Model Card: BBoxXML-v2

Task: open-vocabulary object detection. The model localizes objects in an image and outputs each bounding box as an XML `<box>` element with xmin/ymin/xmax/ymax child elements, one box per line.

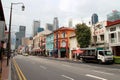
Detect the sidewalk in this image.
<box><xmin>1</xmin><ymin>57</ymin><xmax>10</xmax><ymax>80</ymax></box>
<box><xmin>41</xmin><ymin>56</ymin><xmax>120</xmax><ymax>69</ymax></box>
<box><xmin>46</xmin><ymin>56</ymin><xmax>82</xmax><ymax>63</ymax></box>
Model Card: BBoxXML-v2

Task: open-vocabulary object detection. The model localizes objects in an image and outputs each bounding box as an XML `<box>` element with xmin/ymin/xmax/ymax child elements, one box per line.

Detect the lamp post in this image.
<box><xmin>7</xmin><ymin>2</ymin><xmax>25</xmax><ymax>66</ymax></box>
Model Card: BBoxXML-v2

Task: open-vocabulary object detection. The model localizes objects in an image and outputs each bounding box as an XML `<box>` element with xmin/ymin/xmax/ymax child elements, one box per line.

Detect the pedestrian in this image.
<box><xmin>0</xmin><ymin>41</ymin><xmax>4</xmax><ymax>73</ymax></box>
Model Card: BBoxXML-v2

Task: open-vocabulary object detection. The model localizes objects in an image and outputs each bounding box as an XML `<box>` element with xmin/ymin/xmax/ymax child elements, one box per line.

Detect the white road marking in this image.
<box><xmin>86</xmin><ymin>74</ymin><xmax>107</xmax><ymax>80</ymax></box>
<box><xmin>40</xmin><ymin>65</ymin><xmax>47</xmax><ymax>70</ymax></box>
<box><xmin>61</xmin><ymin>75</ymin><xmax>74</xmax><ymax>80</ymax></box>
<box><xmin>62</xmin><ymin>64</ymin><xmax>72</xmax><ymax>67</ymax></box>
<box><xmin>93</xmin><ymin>70</ymin><xmax>114</xmax><ymax>75</ymax></box>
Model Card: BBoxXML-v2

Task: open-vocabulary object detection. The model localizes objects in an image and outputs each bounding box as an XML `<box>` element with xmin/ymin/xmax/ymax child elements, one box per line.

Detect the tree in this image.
<box><xmin>75</xmin><ymin>23</ymin><xmax>91</xmax><ymax>48</ymax></box>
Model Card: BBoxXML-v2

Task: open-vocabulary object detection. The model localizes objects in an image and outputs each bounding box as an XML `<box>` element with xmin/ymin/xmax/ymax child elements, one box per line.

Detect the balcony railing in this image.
<box><xmin>110</xmin><ymin>38</ymin><xmax>117</xmax><ymax>43</ymax></box>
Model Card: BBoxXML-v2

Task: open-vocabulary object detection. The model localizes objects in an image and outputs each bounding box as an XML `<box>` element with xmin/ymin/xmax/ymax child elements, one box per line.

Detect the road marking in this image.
<box><xmin>93</xmin><ymin>70</ymin><xmax>114</xmax><ymax>75</ymax></box>
<box><xmin>86</xmin><ymin>74</ymin><xmax>107</xmax><ymax>80</ymax></box>
<box><xmin>62</xmin><ymin>64</ymin><xmax>72</xmax><ymax>67</ymax></box>
<box><xmin>61</xmin><ymin>75</ymin><xmax>74</xmax><ymax>80</ymax></box>
<box><xmin>13</xmin><ymin>59</ymin><xmax>27</xmax><ymax>80</ymax></box>
<box><xmin>40</xmin><ymin>65</ymin><xmax>47</xmax><ymax>70</ymax></box>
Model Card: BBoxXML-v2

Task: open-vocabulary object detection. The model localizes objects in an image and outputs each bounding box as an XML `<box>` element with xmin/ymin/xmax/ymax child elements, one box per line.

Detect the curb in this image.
<box><xmin>8</xmin><ymin>59</ymin><xmax>11</xmax><ymax>80</ymax></box>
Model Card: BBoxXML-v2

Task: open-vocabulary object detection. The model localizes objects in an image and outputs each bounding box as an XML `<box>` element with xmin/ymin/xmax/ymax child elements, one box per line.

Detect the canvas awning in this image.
<box><xmin>73</xmin><ymin>49</ymin><xmax>83</xmax><ymax>54</ymax></box>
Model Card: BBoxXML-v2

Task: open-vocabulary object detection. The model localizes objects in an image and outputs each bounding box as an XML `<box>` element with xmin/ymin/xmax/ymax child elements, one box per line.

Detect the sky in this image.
<box><xmin>2</xmin><ymin>0</ymin><xmax>120</xmax><ymax>37</ymax></box>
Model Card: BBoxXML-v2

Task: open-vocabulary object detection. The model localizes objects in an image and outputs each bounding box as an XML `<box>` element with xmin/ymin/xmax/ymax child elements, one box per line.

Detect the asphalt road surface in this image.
<box><xmin>14</xmin><ymin>55</ymin><xmax>120</xmax><ymax>80</ymax></box>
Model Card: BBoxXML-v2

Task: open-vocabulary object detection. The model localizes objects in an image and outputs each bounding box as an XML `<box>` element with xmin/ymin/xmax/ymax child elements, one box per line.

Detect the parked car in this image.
<box><xmin>23</xmin><ymin>53</ymin><xmax>29</xmax><ymax>56</ymax></box>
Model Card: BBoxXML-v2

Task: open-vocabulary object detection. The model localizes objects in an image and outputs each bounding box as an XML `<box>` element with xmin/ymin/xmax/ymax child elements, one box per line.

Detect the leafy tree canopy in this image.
<box><xmin>75</xmin><ymin>23</ymin><xmax>91</xmax><ymax>48</ymax></box>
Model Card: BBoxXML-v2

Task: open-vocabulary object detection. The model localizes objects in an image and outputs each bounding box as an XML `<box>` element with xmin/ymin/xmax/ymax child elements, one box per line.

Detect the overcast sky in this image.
<box><xmin>2</xmin><ymin>0</ymin><xmax>120</xmax><ymax>37</ymax></box>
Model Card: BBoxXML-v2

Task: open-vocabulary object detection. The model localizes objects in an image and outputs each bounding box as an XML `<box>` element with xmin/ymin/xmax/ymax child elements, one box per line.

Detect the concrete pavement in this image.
<box><xmin>1</xmin><ymin>57</ymin><xmax>10</xmax><ymax>80</ymax></box>
<box><xmin>39</xmin><ymin>56</ymin><xmax>120</xmax><ymax>69</ymax></box>
<box><xmin>14</xmin><ymin>55</ymin><xmax>120</xmax><ymax>80</ymax></box>
<box><xmin>1</xmin><ymin>55</ymin><xmax>119</xmax><ymax>80</ymax></box>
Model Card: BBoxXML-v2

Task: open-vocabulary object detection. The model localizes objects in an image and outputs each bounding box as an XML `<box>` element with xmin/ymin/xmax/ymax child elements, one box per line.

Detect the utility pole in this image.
<box><xmin>7</xmin><ymin>3</ymin><xmax>25</xmax><ymax>66</ymax></box>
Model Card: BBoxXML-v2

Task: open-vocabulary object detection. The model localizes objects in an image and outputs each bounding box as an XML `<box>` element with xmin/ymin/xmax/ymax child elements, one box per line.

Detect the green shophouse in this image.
<box><xmin>46</xmin><ymin>32</ymin><xmax>54</xmax><ymax>56</ymax></box>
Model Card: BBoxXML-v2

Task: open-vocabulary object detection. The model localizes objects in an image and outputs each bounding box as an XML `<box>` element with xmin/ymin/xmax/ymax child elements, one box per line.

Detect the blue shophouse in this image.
<box><xmin>46</xmin><ymin>32</ymin><xmax>54</xmax><ymax>56</ymax></box>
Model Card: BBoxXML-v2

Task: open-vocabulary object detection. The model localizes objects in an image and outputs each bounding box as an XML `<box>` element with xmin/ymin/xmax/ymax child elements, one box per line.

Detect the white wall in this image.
<box><xmin>69</xmin><ymin>36</ymin><xmax>78</xmax><ymax>59</ymax></box>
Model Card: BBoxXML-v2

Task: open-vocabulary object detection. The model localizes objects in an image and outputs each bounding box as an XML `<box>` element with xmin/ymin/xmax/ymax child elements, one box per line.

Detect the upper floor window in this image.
<box><xmin>62</xmin><ymin>32</ymin><xmax>66</xmax><ymax>38</ymax></box>
<box><xmin>93</xmin><ymin>36</ymin><xmax>97</xmax><ymax>42</ymax></box>
<box><xmin>109</xmin><ymin>33</ymin><xmax>117</xmax><ymax>43</ymax></box>
<box><xmin>110</xmin><ymin>27</ymin><xmax>116</xmax><ymax>32</ymax></box>
<box><xmin>111</xmin><ymin>33</ymin><xmax>115</xmax><ymax>38</ymax></box>
<box><xmin>100</xmin><ymin>35</ymin><xmax>104</xmax><ymax>41</ymax></box>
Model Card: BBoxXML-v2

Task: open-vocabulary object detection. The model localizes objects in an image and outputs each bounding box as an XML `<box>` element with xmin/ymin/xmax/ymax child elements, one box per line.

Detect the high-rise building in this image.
<box><xmin>38</xmin><ymin>27</ymin><xmax>44</xmax><ymax>33</ymax></box>
<box><xmin>46</xmin><ymin>23</ymin><xmax>53</xmax><ymax>31</ymax></box>
<box><xmin>19</xmin><ymin>26</ymin><xmax>26</xmax><ymax>37</ymax></box>
<box><xmin>53</xmin><ymin>17</ymin><xmax>59</xmax><ymax>30</ymax></box>
<box><xmin>68</xmin><ymin>19</ymin><xmax>73</xmax><ymax>27</ymax></box>
<box><xmin>15</xmin><ymin>26</ymin><xmax>26</xmax><ymax>49</ymax></box>
<box><xmin>91</xmin><ymin>13</ymin><xmax>98</xmax><ymax>25</ymax></box>
<box><xmin>15</xmin><ymin>32</ymin><xmax>20</xmax><ymax>49</ymax></box>
<box><xmin>107</xmin><ymin>10</ymin><xmax>120</xmax><ymax>21</ymax></box>
<box><xmin>33</xmin><ymin>20</ymin><xmax>40</xmax><ymax>36</ymax></box>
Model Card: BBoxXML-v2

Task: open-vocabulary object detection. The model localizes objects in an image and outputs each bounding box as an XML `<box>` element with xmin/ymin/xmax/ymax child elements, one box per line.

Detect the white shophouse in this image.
<box><xmin>91</xmin><ymin>21</ymin><xmax>109</xmax><ymax>49</ymax></box>
<box><xmin>106</xmin><ymin>20</ymin><xmax>120</xmax><ymax>56</ymax></box>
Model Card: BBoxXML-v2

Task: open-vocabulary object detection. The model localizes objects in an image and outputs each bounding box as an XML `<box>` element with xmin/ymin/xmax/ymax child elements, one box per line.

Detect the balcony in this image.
<box><xmin>110</xmin><ymin>38</ymin><xmax>117</xmax><ymax>43</ymax></box>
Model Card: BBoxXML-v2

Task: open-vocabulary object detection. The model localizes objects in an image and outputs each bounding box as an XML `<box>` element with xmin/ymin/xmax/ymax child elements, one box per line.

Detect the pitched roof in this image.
<box><xmin>106</xmin><ymin>20</ymin><xmax>120</xmax><ymax>27</ymax></box>
<box><xmin>54</xmin><ymin>26</ymin><xmax>75</xmax><ymax>32</ymax></box>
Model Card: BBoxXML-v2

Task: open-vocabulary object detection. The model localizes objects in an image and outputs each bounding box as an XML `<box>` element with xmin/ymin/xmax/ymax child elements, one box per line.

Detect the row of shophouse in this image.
<box><xmin>91</xmin><ymin>20</ymin><xmax>120</xmax><ymax>56</ymax></box>
<box><xmin>1</xmin><ymin>0</ymin><xmax>120</xmax><ymax>59</ymax></box>
<box><xmin>20</xmin><ymin>19</ymin><xmax>120</xmax><ymax>59</ymax></box>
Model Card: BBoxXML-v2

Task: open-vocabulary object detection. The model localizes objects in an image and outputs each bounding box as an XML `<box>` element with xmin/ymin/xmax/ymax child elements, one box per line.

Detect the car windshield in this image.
<box><xmin>104</xmin><ymin>51</ymin><xmax>113</xmax><ymax>56</ymax></box>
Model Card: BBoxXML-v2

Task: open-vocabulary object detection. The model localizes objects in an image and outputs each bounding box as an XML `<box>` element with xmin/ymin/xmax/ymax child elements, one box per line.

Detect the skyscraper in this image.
<box><xmin>46</xmin><ymin>23</ymin><xmax>53</xmax><ymax>31</ymax></box>
<box><xmin>33</xmin><ymin>20</ymin><xmax>40</xmax><ymax>36</ymax></box>
<box><xmin>53</xmin><ymin>17</ymin><xmax>59</xmax><ymax>30</ymax></box>
<box><xmin>15</xmin><ymin>26</ymin><xmax>26</xmax><ymax>49</ymax></box>
<box><xmin>91</xmin><ymin>13</ymin><xmax>98</xmax><ymax>25</ymax></box>
<box><xmin>107</xmin><ymin>10</ymin><xmax>120</xmax><ymax>21</ymax></box>
<box><xmin>19</xmin><ymin>25</ymin><xmax>26</xmax><ymax>37</ymax></box>
<box><xmin>68</xmin><ymin>18</ymin><xmax>73</xmax><ymax>27</ymax></box>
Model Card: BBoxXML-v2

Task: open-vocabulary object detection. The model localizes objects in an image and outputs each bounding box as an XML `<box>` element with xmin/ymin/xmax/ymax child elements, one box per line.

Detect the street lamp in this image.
<box><xmin>7</xmin><ymin>2</ymin><xmax>25</xmax><ymax>66</ymax></box>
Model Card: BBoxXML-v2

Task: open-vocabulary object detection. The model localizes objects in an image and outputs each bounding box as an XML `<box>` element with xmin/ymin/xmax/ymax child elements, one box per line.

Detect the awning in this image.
<box><xmin>73</xmin><ymin>49</ymin><xmax>83</xmax><ymax>54</ymax></box>
<box><xmin>60</xmin><ymin>48</ymin><xmax>66</xmax><ymax>51</ymax></box>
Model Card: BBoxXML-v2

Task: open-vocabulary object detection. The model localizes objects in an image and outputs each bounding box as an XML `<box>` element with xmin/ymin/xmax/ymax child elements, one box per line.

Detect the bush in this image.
<box><xmin>114</xmin><ymin>56</ymin><xmax>120</xmax><ymax>64</ymax></box>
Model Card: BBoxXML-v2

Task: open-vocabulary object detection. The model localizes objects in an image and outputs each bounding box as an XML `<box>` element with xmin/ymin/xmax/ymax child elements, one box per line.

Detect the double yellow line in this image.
<box><xmin>13</xmin><ymin>59</ymin><xmax>27</xmax><ymax>80</ymax></box>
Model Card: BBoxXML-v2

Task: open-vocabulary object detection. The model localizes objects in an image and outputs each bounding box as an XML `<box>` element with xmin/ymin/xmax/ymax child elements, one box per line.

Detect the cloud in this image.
<box><xmin>2</xmin><ymin>0</ymin><xmax>120</xmax><ymax>37</ymax></box>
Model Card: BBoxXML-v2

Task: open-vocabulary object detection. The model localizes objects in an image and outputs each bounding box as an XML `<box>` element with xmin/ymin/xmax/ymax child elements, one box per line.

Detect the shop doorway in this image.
<box><xmin>60</xmin><ymin>48</ymin><xmax>66</xmax><ymax>58</ymax></box>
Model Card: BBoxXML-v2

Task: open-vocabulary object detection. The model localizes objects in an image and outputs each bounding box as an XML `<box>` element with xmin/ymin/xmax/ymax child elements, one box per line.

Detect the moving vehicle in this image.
<box><xmin>80</xmin><ymin>48</ymin><xmax>113</xmax><ymax>64</ymax></box>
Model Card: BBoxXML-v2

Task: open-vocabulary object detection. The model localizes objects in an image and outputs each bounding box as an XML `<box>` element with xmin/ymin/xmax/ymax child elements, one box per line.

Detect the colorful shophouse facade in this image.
<box><xmin>46</xmin><ymin>32</ymin><xmax>54</xmax><ymax>56</ymax></box>
<box><xmin>53</xmin><ymin>27</ymin><xmax>75</xmax><ymax>58</ymax></box>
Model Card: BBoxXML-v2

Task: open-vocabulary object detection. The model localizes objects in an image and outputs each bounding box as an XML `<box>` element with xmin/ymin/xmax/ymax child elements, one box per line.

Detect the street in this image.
<box><xmin>13</xmin><ymin>55</ymin><xmax>120</xmax><ymax>80</ymax></box>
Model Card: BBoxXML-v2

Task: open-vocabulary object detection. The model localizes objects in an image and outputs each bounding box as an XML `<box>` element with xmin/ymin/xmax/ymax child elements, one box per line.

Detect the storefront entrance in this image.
<box><xmin>60</xmin><ymin>48</ymin><xmax>66</xmax><ymax>58</ymax></box>
<box><xmin>112</xmin><ymin>46</ymin><xmax>120</xmax><ymax>56</ymax></box>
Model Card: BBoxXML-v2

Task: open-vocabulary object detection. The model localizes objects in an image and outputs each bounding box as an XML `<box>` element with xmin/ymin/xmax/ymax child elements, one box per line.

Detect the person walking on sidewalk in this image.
<box><xmin>0</xmin><ymin>41</ymin><xmax>5</xmax><ymax>73</ymax></box>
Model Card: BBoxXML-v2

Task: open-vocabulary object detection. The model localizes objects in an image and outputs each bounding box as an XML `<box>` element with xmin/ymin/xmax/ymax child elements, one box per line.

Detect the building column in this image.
<box><xmin>58</xmin><ymin>49</ymin><xmax>61</xmax><ymax>58</ymax></box>
<box><xmin>116</xmin><ymin>32</ymin><xmax>118</xmax><ymax>43</ymax></box>
<box><xmin>58</xmin><ymin>41</ymin><xmax>61</xmax><ymax>58</ymax></box>
<box><xmin>69</xmin><ymin>49</ymin><xmax>72</xmax><ymax>60</ymax></box>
